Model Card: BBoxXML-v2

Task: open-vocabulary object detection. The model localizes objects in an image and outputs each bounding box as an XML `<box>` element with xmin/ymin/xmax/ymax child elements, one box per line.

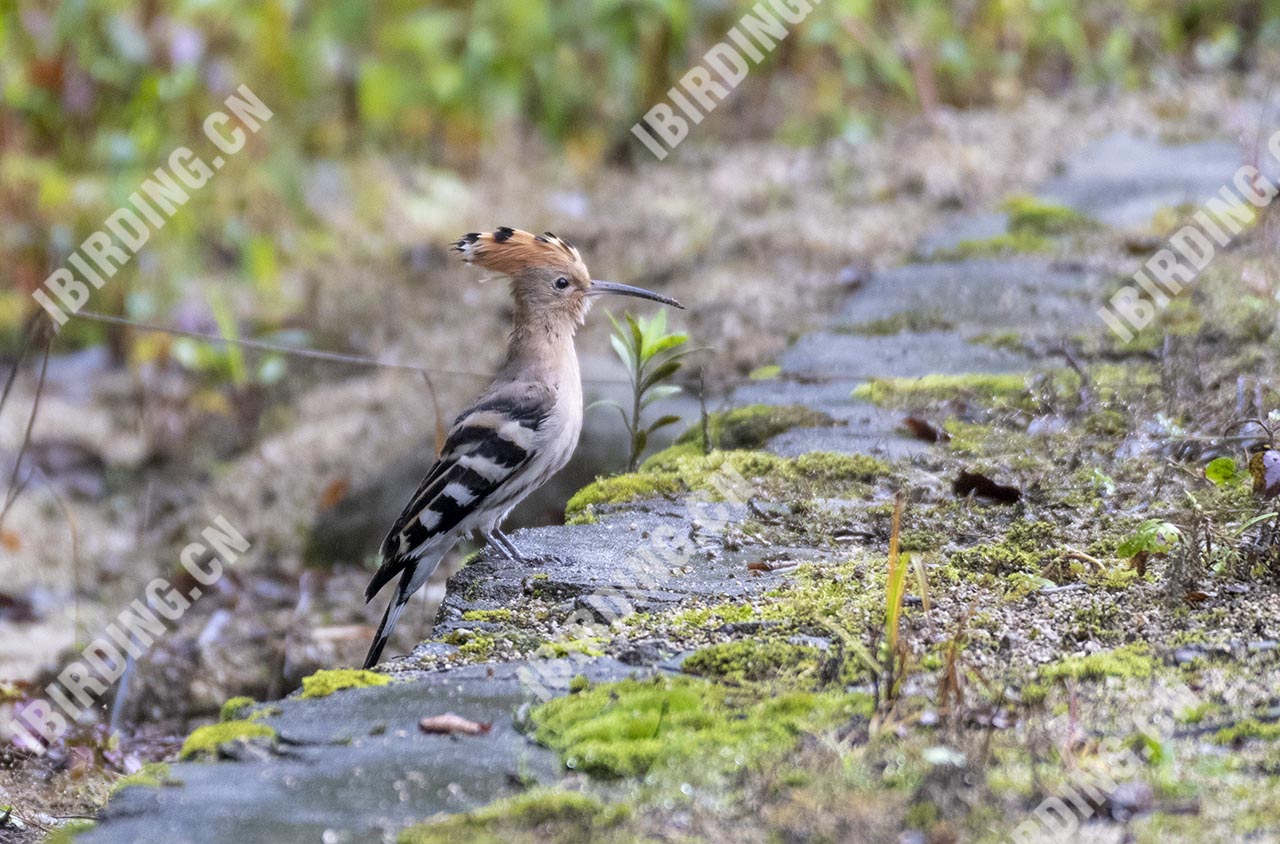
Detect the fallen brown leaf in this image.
<box><xmin>0</xmin><ymin>530</ymin><xmax>20</xmax><ymax>552</ymax></box>
<box><xmin>747</xmin><ymin>560</ymin><xmax>799</xmax><ymax>573</ymax></box>
<box><xmin>319</xmin><ymin>478</ymin><xmax>351</xmax><ymax>510</ymax></box>
<box><xmin>952</xmin><ymin>471</ymin><xmax>1022</xmax><ymax>504</ymax></box>
<box><xmin>902</xmin><ymin>416</ymin><xmax>950</xmax><ymax>443</ymax></box>
<box><xmin>419</xmin><ymin>713</ymin><xmax>492</xmax><ymax>736</ymax></box>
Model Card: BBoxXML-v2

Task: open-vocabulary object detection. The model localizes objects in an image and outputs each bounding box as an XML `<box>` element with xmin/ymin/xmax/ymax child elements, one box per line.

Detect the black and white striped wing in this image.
<box><xmin>364</xmin><ymin>383</ymin><xmax>554</xmax><ymax>601</ymax></box>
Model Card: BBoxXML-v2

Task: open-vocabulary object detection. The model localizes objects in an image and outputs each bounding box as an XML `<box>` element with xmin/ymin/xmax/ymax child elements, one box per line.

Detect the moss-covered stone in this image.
<box><xmin>461</xmin><ymin>609</ymin><xmax>515</xmax><ymax>623</ymax></box>
<box><xmin>1002</xmin><ymin>194</ymin><xmax>1099</xmax><ymax>236</ymax></box>
<box><xmin>646</xmin><ymin>404</ymin><xmax>836</xmax><ymax>468</ymax></box>
<box><xmin>219</xmin><ymin>696</ymin><xmax>256</xmax><ymax>723</ymax></box>
<box><xmin>1039</xmin><ymin>643</ymin><xmax>1157</xmax><ymax>683</ymax></box>
<box><xmin>932</xmin><ymin>231</ymin><xmax>1053</xmax><ymax>261</ymax></box>
<box><xmin>530</xmin><ymin>675</ymin><xmax>866</xmax><ymax>779</ymax></box>
<box><xmin>398</xmin><ymin>788</ymin><xmax>623</xmax><ymax>844</ymax></box>
<box><xmin>845</xmin><ymin>311</ymin><xmax>954</xmax><ymax>336</ymax></box>
<box><xmin>1212</xmin><ymin>718</ymin><xmax>1280</xmax><ymax>745</ymax></box>
<box><xmin>948</xmin><ymin>520</ymin><xmax>1063</xmax><ymax>577</ymax></box>
<box><xmin>853</xmin><ymin>373</ymin><xmax>1030</xmax><ymax>407</ymax></box>
<box><xmin>566</xmin><ymin>450</ymin><xmax>888</xmax><ymax>521</ymax></box>
<box><xmin>109</xmin><ymin>762</ymin><xmax>174</xmax><ymax>795</ymax></box>
<box><xmin>45</xmin><ymin>820</ymin><xmax>96</xmax><ymax>844</ymax></box>
<box><xmin>682</xmin><ymin>640</ymin><xmax>822</xmax><ymax>683</ymax></box>
<box><xmin>299</xmin><ymin>668</ymin><xmax>391</xmax><ymax>698</ymax></box>
<box><xmin>179</xmin><ymin>720</ymin><xmax>277</xmax><ymax>759</ymax></box>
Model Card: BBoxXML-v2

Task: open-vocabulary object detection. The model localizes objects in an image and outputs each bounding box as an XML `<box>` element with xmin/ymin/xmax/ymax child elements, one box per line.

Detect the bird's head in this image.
<box><xmin>452</xmin><ymin>227</ymin><xmax>683</xmax><ymax>326</ymax></box>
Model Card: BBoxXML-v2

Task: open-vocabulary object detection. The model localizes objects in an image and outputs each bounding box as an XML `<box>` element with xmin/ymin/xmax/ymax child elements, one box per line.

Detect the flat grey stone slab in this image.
<box><xmin>82</xmin><ymin>659</ymin><xmax>635</xmax><ymax>844</ymax></box>
<box><xmin>766</xmin><ymin>424</ymin><xmax>933</xmax><ymax>462</ymax></box>
<box><xmin>836</xmin><ymin>259</ymin><xmax>1102</xmax><ymax>333</ymax></box>
<box><xmin>444</xmin><ymin>506</ymin><xmax>821</xmax><ymax>619</ymax></box>
<box><xmin>1044</xmin><ymin>133</ymin><xmax>1246</xmax><ymax>228</ymax></box>
<box><xmin>915</xmin><ymin>212</ymin><xmax>1008</xmax><ymax>257</ymax></box>
<box><xmin>779</xmin><ymin>330</ymin><xmax>1035</xmax><ymax>381</ymax></box>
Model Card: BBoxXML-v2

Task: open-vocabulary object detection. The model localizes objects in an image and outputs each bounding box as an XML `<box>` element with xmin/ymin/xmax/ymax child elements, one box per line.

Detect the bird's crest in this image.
<box><xmin>452</xmin><ymin>227</ymin><xmax>588</xmax><ymax>280</ymax></box>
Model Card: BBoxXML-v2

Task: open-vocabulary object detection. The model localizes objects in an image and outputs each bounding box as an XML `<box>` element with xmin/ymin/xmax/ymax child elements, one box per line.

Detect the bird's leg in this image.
<box><xmin>491</xmin><ymin>527</ymin><xmax>532</xmax><ymax>564</ymax></box>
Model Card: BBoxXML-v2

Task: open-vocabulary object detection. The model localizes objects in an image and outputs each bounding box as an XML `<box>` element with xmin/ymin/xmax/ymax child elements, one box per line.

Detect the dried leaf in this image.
<box><xmin>903</xmin><ymin>416</ymin><xmax>950</xmax><ymax>443</ymax></box>
<box><xmin>319</xmin><ymin>478</ymin><xmax>351</xmax><ymax>510</ymax></box>
<box><xmin>1183</xmin><ymin>590</ymin><xmax>1213</xmax><ymax>605</ymax></box>
<box><xmin>419</xmin><ymin>713</ymin><xmax>492</xmax><ymax>736</ymax></box>
<box><xmin>952</xmin><ymin>471</ymin><xmax>1021</xmax><ymax>504</ymax></box>
<box><xmin>0</xmin><ymin>530</ymin><xmax>19</xmax><ymax>552</ymax></box>
<box><xmin>747</xmin><ymin>560</ymin><xmax>799</xmax><ymax>573</ymax></box>
<box><xmin>1250</xmin><ymin>449</ymin><xmax>1280</xmax><ymax>499</ymax></box>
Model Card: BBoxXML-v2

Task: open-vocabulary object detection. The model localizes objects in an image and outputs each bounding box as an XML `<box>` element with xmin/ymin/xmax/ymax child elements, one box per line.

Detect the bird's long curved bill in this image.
<box><xmin>589</xmin><ymin>280</ymin><xmax>684</xmax><ymax>309</ymax></box>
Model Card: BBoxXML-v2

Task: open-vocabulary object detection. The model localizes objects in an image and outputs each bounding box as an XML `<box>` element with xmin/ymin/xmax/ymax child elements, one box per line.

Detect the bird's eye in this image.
<box><xmin>554</xmin><ymin>277</ymin><xmax>571</xmax><ymax>290</ymax></box>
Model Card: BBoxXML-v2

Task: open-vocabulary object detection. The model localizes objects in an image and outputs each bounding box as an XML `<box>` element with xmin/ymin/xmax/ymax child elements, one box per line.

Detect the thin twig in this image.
<box><xmin>0</xmin><ymin>331</ymin><xmax>52</xmax><ymax>531</ymax></box>
<box><xmin>76</xmin><ymin>310</ymin><xmax>486</xmax><ymax>379</ymax></box>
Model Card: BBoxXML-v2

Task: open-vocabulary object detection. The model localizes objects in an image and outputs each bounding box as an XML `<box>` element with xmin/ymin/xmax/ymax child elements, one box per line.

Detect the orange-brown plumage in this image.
<box><xmin>453</xmin><ymin>227</ymin><xmax>590</xmax><ymax>289</ymax></box>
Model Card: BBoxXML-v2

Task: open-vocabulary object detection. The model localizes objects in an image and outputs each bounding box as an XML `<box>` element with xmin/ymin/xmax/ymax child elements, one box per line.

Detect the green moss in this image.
<box><xmin>569</xmin><ymin>674</ymin><xmax>591</xmax><ymax>694</ymax></box>
<box><xmin>645</xmin><ymin>404</ymin><xmax>836</xmax><ymax>469</ymax></box>
<box><xmin>530</xmin><ymin>675</ymin><xmax>866</xmax><ymax>780</ymax></box>
<box><xmin>1002</xmin><ymin>194</ymin><xmax>1099</xmax><ymax>236</ymax></box>
<box><xmin>683</xmin><ymin>640</ymin><xmax>822</xmax><ymax>684</ymax></box>
<box><xmin>1083</xmin><ymin>408</ymin><xmax>1129</xmax><ymax>437</ymax></box>
<box><xmin>459</xmin><ymin>634</ymin><xmax>496</xmax><ymax>660</ymax></box>
<box><xmin>566</xmin><ymin>450</ymin><xmax>888</xmax><ymax>519</ymax></box>
<box><xmin>299</xmin><ymin>668</ymin><xmax>391</xmax><ymax>698</ymax></box>
<box><xmin>845</xmin><ymin>310</ymin><xmax>953</xmax><ymax>336</ymax></box>
<box><xmin>535</xmin><ymin>637</ymin><xmax>605</xmax><ymax>659</ymax></box>
<box><xmin>970</xmin><ymin>331</ymin><xmax>1024</xmax><ymax>352</ymax></box>
<box><xmin>219</xmin><ymin>696</ymin><xmax>256</xmax><ymax>723</ymax></box>
<box><xmin>564</xmin><ymin>471</ymin><xmax>684</xmax><ymax>517</ymax></box>
<box><xmin>932</xmin><ymin>230</ymin><xmax>1053</xmax><ymax>261</ymax></box>
<box><xmin>46</xmin><ymin>820</ymin><xmax>96</xmax><ymax>844</ymax></box>
<box><xmin>1212</xmin><ymin>719</ymin><xmax>1280</xmax><ymax>745</ymax></box>
<box><xmin>461</xmin><ymin>609</ymin><xmax>515</xmax><ymax>623</ymax></box>
<box><xmin>853</xmin><ymin>373</ymin><xmax>1030</xmax><ymax>407</ymax></box>
<box><xmin>668</xmin><ymin>601</ymin><xmax>757</xmax><ymax>632</ymax></box>
<box><xmin>110</xmin><ymin>762</ymin><xmax>174</xmax><ymax>794</ymax></box>
<box><xmin>948</xmin><ymin>521</ymin><xmax>1062</xmax><ymax>577</ymax></box>
<box><xmin>1019</xmin><ymin>682</ymin><xmax>1049</xmax><ymax>706</ymax></box>
<box><xmin>398</xmin><ymin>788</ymin><xmax>621</xmax><ymax>844</ymax></box>
<box><xmin>179</xmin><ymin>720</ymin><xmax>277</xmax><ymax>759</ymax></box>
<box><xmin>1039</xmin><ymin>644</ymin><xmax>1157</xmax><ymax>683</ymax></box>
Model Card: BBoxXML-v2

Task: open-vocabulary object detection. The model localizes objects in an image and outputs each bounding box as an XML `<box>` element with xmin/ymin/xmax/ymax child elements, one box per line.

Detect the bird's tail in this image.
<box><xmin>362</xmin><ymin>582</ymin><xmax>413</xmax><ymax>669</ymax></box>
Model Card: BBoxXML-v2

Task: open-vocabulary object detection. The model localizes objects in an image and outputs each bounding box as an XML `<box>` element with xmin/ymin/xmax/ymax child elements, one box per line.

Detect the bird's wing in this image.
<box><xmin>364</xmin><ymin>381</ymin><xmax>556</xmax><ymax>601</ymax></box>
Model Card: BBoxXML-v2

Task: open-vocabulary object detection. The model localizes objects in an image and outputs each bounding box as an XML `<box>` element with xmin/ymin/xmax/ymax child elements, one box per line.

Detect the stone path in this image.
<box><xmin>79</xmin><ymin>133</ymin><xmax>1248</xmax><ymax>844</ymax></box>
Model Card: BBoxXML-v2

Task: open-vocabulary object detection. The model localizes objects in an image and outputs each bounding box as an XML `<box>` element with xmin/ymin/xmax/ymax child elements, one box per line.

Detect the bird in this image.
<box><xmin>361</xmin><ymin>227</ymin><xmax>684</xmax><ymax>668</ymax></box>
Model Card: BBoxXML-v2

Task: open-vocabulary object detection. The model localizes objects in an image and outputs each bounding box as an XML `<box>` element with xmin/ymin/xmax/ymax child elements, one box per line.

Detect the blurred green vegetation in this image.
<box><xmin>1</xmin><ymin>0</ymin><xmax>1277</xmax><ymax>341</ymax></box>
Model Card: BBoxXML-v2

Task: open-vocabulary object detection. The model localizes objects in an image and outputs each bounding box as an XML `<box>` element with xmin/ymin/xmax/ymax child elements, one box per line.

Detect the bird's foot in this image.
<box><xmin>489</xmin><ymin>528</ymin><xmax>539</xmax><ymax>565</ymax></box>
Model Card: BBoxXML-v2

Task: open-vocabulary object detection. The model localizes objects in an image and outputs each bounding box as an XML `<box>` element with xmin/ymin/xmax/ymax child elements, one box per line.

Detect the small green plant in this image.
<box><xmin>1116</xmin><ymin>520</ymin><xmax>1181</xmax><ymax>559</ymax></box>
<box><xmin>598</xmin><ymin>310</ymin><xmax>691</xmax><ymax>472</ymax></box>
<box><xmin>825</xmin><ymin>494</ymin><xmax>918</xmax><ymax>720</ymax></box>
<box><xmin>1206</xmin><ymin>457</ymin><xmax>1247</xmax><ymax>487</ymax></box>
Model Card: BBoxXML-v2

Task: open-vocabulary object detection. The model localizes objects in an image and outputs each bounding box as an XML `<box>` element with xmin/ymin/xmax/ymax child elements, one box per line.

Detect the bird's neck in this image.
<box><xmin>500</xmin><ymin>310</ymin><xmax>581</xmax><ymax>387</ymax></box>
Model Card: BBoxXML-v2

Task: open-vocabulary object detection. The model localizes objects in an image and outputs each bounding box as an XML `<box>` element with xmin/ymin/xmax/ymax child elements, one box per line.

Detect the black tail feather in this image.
<box><xmin>363</xmin><ymin>591</ymin><xmax>403</xmax><ymax>669</ymax></box>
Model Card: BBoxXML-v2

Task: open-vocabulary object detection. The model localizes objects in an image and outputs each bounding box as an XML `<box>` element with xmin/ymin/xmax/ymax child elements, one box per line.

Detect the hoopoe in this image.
<box><xmin>362</xmin><ymin>227</ymin><xmax>683</xmax><ymax>668</ymax></box>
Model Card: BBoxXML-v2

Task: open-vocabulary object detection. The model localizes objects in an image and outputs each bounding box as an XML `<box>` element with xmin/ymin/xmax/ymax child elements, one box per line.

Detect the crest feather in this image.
<box><xmin>452</xmin><ymin>227</ymin><xmax>587</xmax><ymax>279</ymax></box>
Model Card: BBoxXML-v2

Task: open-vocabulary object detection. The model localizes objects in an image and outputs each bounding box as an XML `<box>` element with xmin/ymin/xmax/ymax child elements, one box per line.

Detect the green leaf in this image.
<box><xmin>640</xmin><ymin>359</ymin><xmax>682</xmax><ymax>394</ymax></box>
<box><xmin>1205</xmin><ymin>457</ymin><xmax>1242</xmax><ymax>486</ymax></box>
<box><xmin>1116</xmin><ymin>520</ymin><xmax>1181</xmax><ymax>558</ymax></box>
<box><xmin>641</xmin><ymin>384</ymin><xmax>682</xmax><ymax>408</ymax></box>
<box><xmin>645</xmin><ymin>414</ymin><xmax>683</xmax><ymax>434</ymax></box>
<box><xmin>585</xmin><ymin>398</ymin><xmax>622</xmax><ymax>413</ymax></box>
<box><xmin>609</xmin><ymin>332</ymin><xmax>636</xmax><ymax>373</ymax></box>
<box><xmin>643</xmin><ymin>332</ymin><xmax>688</xmax><ymax>359</ymax></box>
